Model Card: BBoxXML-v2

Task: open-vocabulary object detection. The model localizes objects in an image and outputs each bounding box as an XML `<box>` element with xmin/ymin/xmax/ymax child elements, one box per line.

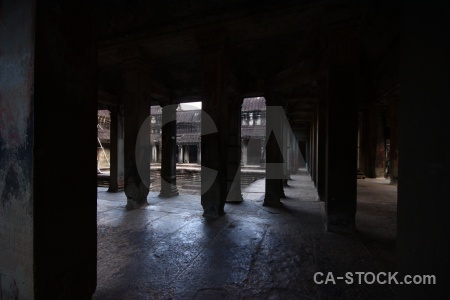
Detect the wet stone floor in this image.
<box><xmin>94</xmin><ymin>169</ymin><xmax>397</xmax><ymax>300</ymax></box>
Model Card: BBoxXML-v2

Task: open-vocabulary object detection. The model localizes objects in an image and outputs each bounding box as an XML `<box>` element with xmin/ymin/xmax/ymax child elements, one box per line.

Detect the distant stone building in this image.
<box><xmin>241</xmin><ymin>97</ymin><xmax>266</xmax><ymax>166</ymax></box>
<box><xmin>149</xmin><ymin>105</ymin><xmax>202</xmax><ymax>164</ymax></box>
<box><xmin>97</xmin><ymin>97</ymin><xmax>267</xmax><ymax>168</ymax></box>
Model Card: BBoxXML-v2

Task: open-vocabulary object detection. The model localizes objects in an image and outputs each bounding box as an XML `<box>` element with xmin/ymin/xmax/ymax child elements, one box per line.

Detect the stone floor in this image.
<box><xmin>93</xmin><ymin>169</ymin><xmax>397</xmax><ymax>300</ymax></box>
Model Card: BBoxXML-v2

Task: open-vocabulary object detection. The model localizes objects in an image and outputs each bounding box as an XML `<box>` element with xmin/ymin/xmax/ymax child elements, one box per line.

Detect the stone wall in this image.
<box><xmin>0</xmin><ymin>0</ymin><xmax>35</xmax><ymax>298</ymax></box>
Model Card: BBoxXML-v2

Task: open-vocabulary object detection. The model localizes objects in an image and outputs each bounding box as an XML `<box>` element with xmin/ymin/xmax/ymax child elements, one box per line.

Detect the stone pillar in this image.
<box><xmin>178</xmin><ymin>145</ymin><xmax>183</xmax><ymax>163</ymax></box>
<box><xmin>159</xmin><ymin>104</ymin><xmax>179</xmax><ymax>198</ymax></box>
<box><xmin>242</xmin><ymin>139</ymin><xmax>248</xmax><ymax>166</ymax></box>
<box><xmin>108</xmin><ymin>105</ymin><xmax>125</xmax><ymax>192</ymax></box>
<box><xmin>368</xmin><ymin>108</ymin><xmax>386</xmax><ymax>178</ymax></box>
<box><xmin>388</xmin><ymin>99</ymin><xmax>399</xmax><ymax>184</ymax></box>
<box><xmin>286</xmin><ymin>125</ymin><xmax>292</xmax><ymax>179</ymax></box>
<box><xmin>184</xmin><ymin>145</ymin><xmax>190</xmax><ymax>163</ymax></box>
<box><xmin>291</xmin><ymin>135</ymin><xmax>296</xmax><ymax>172</ymax></box>
<box><xmin>152</xmin><ymin>145</ymin><xmax>157</xmax><ymax>162</ymax></box>
<box><xmin>198</xmin><ymin>30</ymin><xmax>230</xmax><ymax>217</ymax></box>
<box><xmin>122</xmin><ymin>55</ymin><xmax>151</xmax><ymax>209</ymax></box>
<box><xmin>293</xmin><ymin>133</ymin><xmax>298</xmax><ymax>172</ymax></box>
<box><xmin>281</xmin><ymin>119</ymin><xmax>289</xmax><ymax>187</ymax></box>
<box><xmin>260</xmin><ymin>138</ymin><xmax>266</xmax><ymax>166</ymax></box>
<box><xmin>226</xmin><ymin>95</ymin><xmax>244</xmax><ymax>203</ymax></box>
<box><xmin>359</xmin><ymin>109</ymin><xmax>370</xmax><ymax>176</ymax></box>
<box><xmin>21</xmin><ymin>1</ymin><xmax>96</xmax><ymax>297</ymax></box>
<box><xmin>263</xmin><ymin>94</ymin><xmax>284</xmax><ymax>207</ymax></box>
<box><xmin>305</xmin><ymin>124</ymin><xmax>310</xmax><ymax>173</ymax></box>
<box><xmin>316</xmin><ymin>84</ymin><xmax>327</xmax><ymax>200</ymax></box>
<box><xmin>399</xmin><ymin>4</ymin><xmax>450</xmax><ymax>297</ymax></box>
<box><xmin>311</xmin><ymin>110</ymin><xmax>317</xmax><ymax>185</ymax></box>
<box><xmin>293</xmin><ymin>136</ymin><xmax>298</xmax><ymax>172</ymax></box>
<box><xmin>325</xmin><ymin>28</ymin><xmax>358</xmax><ymax>232</ymax></box>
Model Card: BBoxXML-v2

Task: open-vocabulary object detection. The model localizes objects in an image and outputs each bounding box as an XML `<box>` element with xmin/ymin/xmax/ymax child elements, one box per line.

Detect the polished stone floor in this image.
<box><xmin>93</xmin><ymin>169</ymin><xmax>397</xmax><ymax>300</ymax></box>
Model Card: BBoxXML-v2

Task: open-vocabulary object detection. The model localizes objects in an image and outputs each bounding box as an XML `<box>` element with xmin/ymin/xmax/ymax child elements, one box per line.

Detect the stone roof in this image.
<box><xmin>150</xmin><ymin>106</ymin><xmax>162</xmax><ymax>114</ymax></box>
<box><xmin>242</xmin><ymin>97</ymin><xmax>266</xmax><ymax>112</ymax></box>
<box><xmin>176</xmin><ymin>110</ymin><xmax>201</xmax><ymax>124</ymax></box>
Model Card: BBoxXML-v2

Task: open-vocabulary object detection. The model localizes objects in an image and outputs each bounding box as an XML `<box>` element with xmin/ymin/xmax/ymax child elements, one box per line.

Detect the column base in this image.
<box><xmin>126</xmin><ymin>199</ymin><xmax>149</xmax><ymax>209</ymax></box>
<box><xmin>107</xmin><ymin>187</ymin><xmax>124</xmax><ymax>193</ymax></box>
<box><xmin>202</xmin><ymin>206</ymin><xmax>226</xmax><ymax>219</ymax></box>
<box><xmin>159</xmin><ymin>186</ymin><xmax>179</xmax><ymax>198</ymax></box>
<box><xmin>125</xmin><ymin>181</ymin><xmax>149</xmax><ymax>209</ymax></box>
<box><xmin>262</xmin><ymin>199</ymin><xmax>283</xmax><ymax>208</ymax></box>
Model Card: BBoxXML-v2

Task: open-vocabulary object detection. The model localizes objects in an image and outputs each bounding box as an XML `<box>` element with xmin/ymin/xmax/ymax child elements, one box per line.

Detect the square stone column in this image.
<box><xmin>325</xmin><ymin>29</ymin><xmax>358</xmax><ymax>232</ymax></box>
<box><xmin>159</xmin><ymin>103</ymin><xmax>179</xmax><ymax>198</ymax></box>
<box><xmin>316</xmin><ymin>83</ymin><xmax>327</xmax><ymax>200</ymax></box>
<box><xmin>197</xmin><ymin>143</ymin><xmax>201</xmax><ymax>164</ymax></box>
<box><xmin>263</xmin><ymin>95</ymin><xmax>285</xmax><ymax>207</ymax></box>
<box><xmin>367</xmin><ymin>108</ymin><xmax>387</xmax><ymax>178</ymax></box>
<box><xmin>242</xmin><ymin>139</ymin><xmax>248</xmax><ymax>166</ymax></box>
<box><xmin>178</xmin><ymin>145</ymin><xmax>183</xmax><ymax>163</ymax></box>
<box><xmin>198</xmin><ymin>31</ymin><xmax>230</xmax><ymax>217</ymax></box>
<box><xmin>122</xmin><ymin>57</ymin><xmax>151</xmax><ymax>209</ymax></box>
<box><xmin>1</xmin><ymin>1</ymin><xmax>97</xmax><ymax>297</ymax></box>
<box><xmin>226</xmin><ymin>95</ymin><xmax>244</xmax><ymax>203</ymax></box>
<box><xmin>388</xmin><ymin>99</ymin><xmax>399</xmax><ymax>184</ymax></box>
<box><xmin>310</xmin><ymin>115</ymin><xmax>317</xmax><ymax>184</ymax></box>
<box><xmin>282</xmin><ymin>116</ymin><xmax>291</xmax><ymax>185</ymax></box>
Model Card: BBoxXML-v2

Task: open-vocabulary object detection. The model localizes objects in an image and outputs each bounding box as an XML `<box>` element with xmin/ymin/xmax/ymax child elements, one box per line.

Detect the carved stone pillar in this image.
<box><xmin>159</xmin><ymin>103</ymin><xmax>179</xmax><ymax>198</ymax></box>
<box><xmin>198</xmin><ymin>30</ymin><xmax>230</xmax><ymax>217</ymax></box>
<box><xmin>122</xmin><ymin>52</ymin><xmax>151</xmax><ymax>209</ymax></box>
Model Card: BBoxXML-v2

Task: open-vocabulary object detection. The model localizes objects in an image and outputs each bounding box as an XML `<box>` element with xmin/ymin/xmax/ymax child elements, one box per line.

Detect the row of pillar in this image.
<box><xmin>107</xmin><ymin>29</ymin><xmax>380</xmax><ymax>233</ymax></box>
<box><xmin>106</xmin><ymin>92</ymin><xmax>301</xmax><ymax>217</ymax></box>
<box><xmin>305</xmin><ymin>29</ymin><xmax>398</xmax><ymax>232</ymax></box>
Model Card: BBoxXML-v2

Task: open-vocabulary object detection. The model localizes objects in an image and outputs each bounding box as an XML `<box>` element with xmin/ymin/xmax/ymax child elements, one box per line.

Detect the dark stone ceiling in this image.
<box><xmin>98</xmin><ymin>0</ymin><xmax>400</xmax><ymax>131</ymax></box>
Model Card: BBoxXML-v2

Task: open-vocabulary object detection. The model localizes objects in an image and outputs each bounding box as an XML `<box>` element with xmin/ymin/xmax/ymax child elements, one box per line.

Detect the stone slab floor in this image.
<box><xmin>93</xmin><ymin>169</ymin><xmax>397</xmax><ymax>300</ymax></box>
